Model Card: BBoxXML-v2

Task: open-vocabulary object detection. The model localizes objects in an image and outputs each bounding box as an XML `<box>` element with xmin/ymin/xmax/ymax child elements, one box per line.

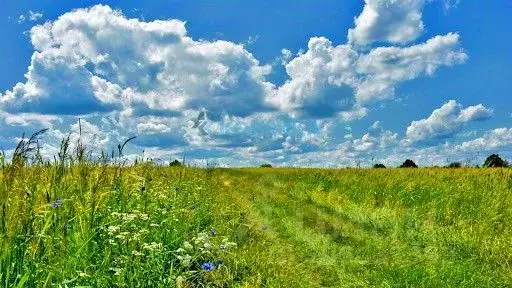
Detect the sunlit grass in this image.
<box><xmin>1</xmin><ymin>145</ymin><xmax>511</xmax><ymax>287</ymax></box>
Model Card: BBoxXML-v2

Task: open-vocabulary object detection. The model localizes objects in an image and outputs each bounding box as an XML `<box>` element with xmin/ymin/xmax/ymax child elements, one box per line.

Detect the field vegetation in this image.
<box><xmin>0</xmin><ymin>133</ymin><xmax>511</xmax><ymax>287</ymax></box>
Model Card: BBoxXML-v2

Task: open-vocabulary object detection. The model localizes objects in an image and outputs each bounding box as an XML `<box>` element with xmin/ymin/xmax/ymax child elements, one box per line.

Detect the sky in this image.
<box><xmin>0</xmin><ymin>0</ymin><xmax>511</xmax><ymax>167</ymax></box>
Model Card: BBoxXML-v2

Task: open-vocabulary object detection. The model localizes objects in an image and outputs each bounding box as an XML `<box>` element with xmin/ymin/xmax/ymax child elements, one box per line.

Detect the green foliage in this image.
<box><xmin>169</xmin><ymin>159</ymin><xmax>182</xmax><ymax>167</ymax></box>
<box><xmin>483</xmin><ymin>154</ymin><xmax>509</xmax><ymax>168</ymax></box>
<box><xmin>447</xmin><ymin>162</ymin><xmax>462</xmax><ymax>168</ymax></box>
<box><xmin>1</xmin><ymin>140</ymin><xmax>512</xmax><ymax>286</ymax></box>
<box><xmin>373</xmin><ymin>163</ymin><xmax>386</xmax><ymax>169</ymax></box>
<box><xmin>399</xmin><ymin>159</ymin><xmax>418</xmax><ymax>168</ymax></box>
<box><xmin>260</xmin><ymin>164</ymin><xmax>273</xmax><ymax>168</ymax></box>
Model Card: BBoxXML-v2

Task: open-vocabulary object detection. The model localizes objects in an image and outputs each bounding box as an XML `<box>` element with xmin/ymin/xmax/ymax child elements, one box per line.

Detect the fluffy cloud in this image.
<box><xmin>456</xmin><ymin>128</ymin><xmax>512</xmax><ymax>152</ymax></box>
<box><xmin>269</xmin><ymin>33</ymin><xmax>467</xmax><ymax>117</ymax></box>
<box><xmin>1</xmin><ymin>5</ymin><xmax>273</xmax><ymax>118</ymax></box>
<box><xmin>406</xmin><ymin>100</ymin><xmax>493</xmax><ymax>143</ymax></box>
<box><xmin>0</xmin><ymin>3</ymin><xmax>488</xmax><ymax>167</ymax></box>
<box><xmin>348</xmin><ymin>0</ymin><xmax>426</xmax><ymax>46</ymax></box>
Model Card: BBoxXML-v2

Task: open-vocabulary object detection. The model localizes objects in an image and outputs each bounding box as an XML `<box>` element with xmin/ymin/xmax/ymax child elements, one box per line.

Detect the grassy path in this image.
<box><xmin>212</xmin><ymin>168</ymin><xmax>512</xmax><ymax>287</ymax></box>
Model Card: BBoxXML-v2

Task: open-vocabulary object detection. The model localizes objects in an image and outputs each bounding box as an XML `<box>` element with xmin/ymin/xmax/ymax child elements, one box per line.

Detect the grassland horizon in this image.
<box><xmin>0</xmin><ymin>133</ymin><xmax>511</xmax><ymax>287</ymax></box>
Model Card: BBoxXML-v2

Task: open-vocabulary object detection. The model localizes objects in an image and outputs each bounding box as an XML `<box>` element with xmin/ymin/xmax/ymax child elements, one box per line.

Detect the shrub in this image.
<box><xmin>399</xmin><ymin>159</ymin><xmax>418</xmax><ymax>168</ymax></box>
<box><xmin>447</xmin><ymin>162</ymin><xmax>462</xmax><ymax>168</ymax></box>
<box><xmin>260</xmin><ymin>164</ymin><xmax>272</xmax><ymax>168</ymax></box>
<box><xmin>373</xmin><ymin>163</ymin><xmax>386</xmax><ymax>169</ymax></box>
<box><xmin>483</xmin><ymin>154</ymin><xmax>509</xmax><ymax>168</ymax></box>
<box><xmin>169</xmin><ymin>159</ymin><xmax>182</xmax><ymax>167</ymax></box>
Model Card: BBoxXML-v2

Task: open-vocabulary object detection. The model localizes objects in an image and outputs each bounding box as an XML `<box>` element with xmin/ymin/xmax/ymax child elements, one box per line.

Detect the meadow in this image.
<box><xmin>1</xmin><ymin>148</ymin><xmax>512</xmax><ymax>287</ymax></box>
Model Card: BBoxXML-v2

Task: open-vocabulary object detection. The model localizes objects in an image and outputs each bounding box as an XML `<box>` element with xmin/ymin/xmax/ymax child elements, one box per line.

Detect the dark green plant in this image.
<box><xmin>373</xmin><ymin>163</ymin><xmax>386</xmax><ymax>169</ymax></box>
<box><xmin>169</xmin><ymin>159</ymin><xmax>183</xmax><ymax>167</ymax></box>
<box><xmin>483</xmin><ymin>154</ymin><xmax>508</xmax><ymax>168</ymax></box>
<box><xmin>260</xmin><ymin>164</ymin><xmax>273</xmax><ymax>168</ymax></box>
<box><xmin>447</xmin><ymin>162</ymin><xmax>462</xmax><ymax>168</ymax></box>
<box><xmin>399</xmin><ymin>159</ymin><xmax>418</xmax><ymax>168</ymax></box>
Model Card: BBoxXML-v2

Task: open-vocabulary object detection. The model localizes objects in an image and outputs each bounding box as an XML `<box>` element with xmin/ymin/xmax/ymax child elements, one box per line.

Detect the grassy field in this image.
<box><xmin>1</xmin><ymin>159</ymin><xmax>512</xmax><ymax>287</ymax></box>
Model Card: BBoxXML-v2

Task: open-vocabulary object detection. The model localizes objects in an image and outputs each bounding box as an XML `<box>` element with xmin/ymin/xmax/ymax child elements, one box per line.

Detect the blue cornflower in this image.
<box><xmin>202</xmin><ymin>262</ymin><xmax>214</xmax><ymax>271</ymax></box>
<box><xmin>209</xmin><ymin>228</ymin><xmax>216</xmax><ymax>236</ymax></box>
<box><xmin>52</xmin><ymin>199</ymin><xmax>63</xmax><ymax>208</ymax></box>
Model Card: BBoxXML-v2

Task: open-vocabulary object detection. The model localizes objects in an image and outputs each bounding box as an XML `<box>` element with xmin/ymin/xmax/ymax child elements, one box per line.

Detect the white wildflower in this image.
<box><xmin>107</xmin><ymin>226</ymin><xmax>120</xmax><ymax>235</ymax></box>
<box><xmin>183</xmin><ymin>241</ymin><xmax>193</xmax><ymax>250</ymax></box>
<box><xmin>177</xmin><ymin>254</ymin><xmax>192</xmax><ymax>266</ymax></box>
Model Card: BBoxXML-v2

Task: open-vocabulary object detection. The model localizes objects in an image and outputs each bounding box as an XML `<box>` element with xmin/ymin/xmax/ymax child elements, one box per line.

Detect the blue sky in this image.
<box><xmin>0</xmin><ymin>0</ymin><xmax>511</xmax><ymax>167</ymax></box>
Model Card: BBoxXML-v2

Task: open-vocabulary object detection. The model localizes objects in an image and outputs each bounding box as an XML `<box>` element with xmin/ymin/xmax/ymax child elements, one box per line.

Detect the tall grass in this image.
<box><xmin>0</xmin><ymin>133</ymin><xmax>511</xmax><ymax>287</ymax></box>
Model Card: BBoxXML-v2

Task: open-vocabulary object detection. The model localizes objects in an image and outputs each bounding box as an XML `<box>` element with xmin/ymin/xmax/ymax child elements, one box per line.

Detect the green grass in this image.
<box><xmin>1</xmin><ymin>161</ymin><xmax>512</xmax><ymax>287</ymax></box>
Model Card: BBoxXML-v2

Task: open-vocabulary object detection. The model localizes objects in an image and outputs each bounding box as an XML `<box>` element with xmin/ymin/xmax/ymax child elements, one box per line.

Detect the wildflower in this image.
<box><xmin>177</xmin><ymin>254</ymin><xmax>192</xmax><ymax>266</ymax></box>
<box><xmin>139</xmin><ymin>214</ymin><xmax>149</xmax><ymax>221</ymax></box>
<box><xmin>109</xmin><ymin>267</ymin><xmax>123</xmax><ymax>276</ymax></box>
<box><xmin>142</xmin><ymin>242</ymin><xmax>162</xmax><ymax>251</ymax></box>
<box><xmin>191</xmin><ymin>204</ymin><xmax>197</xmax><ymax>210</ymax></box>
<box><xmin>221</xmin><ymin>238</ymin><xmax>237</xmax><ymax>250</ymax></box>
<box><xmin>216</xmin><ymin>259</ymin><xmax>224</xmax><ymax>265</ymax></box>
<box><xmin>203</xmin><ymin>242</ymin><xmax>212</xmax><ymax>250</ymax></box>
<box><xmin>107</xmin><ymin>226</ymin><xmax>120</xmax><ymax>235</ymax></box>
<box><xmin>183</xmin><ymin>241</ymin><xmax>193</xmax><ymax>250</ymax></box>
<box><xmin>202</xmin><ymin>262</ymin><xmax>214</xmax><ymax>271</ymax></box>
<box><xmin>132</xmin><ymin>250</ymin><xmax>143</xmax><ymax>256</ymax></box>
<box><xmin>176</xmin><ymin>248</ymin><xmax>186</xmax><ymax>253</ymax></box>
<box><xmin>209</xmin><ymin>228</ymin><xmax>216</xmax><ymax>236</ymax></box>
<box><xmin>52</xmin><ymin>199</ymin><xmax>63</xmax><ymax>208</ymax></box>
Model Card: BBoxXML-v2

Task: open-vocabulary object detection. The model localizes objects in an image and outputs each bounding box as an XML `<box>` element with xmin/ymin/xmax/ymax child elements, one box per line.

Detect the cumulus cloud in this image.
<box><xmin>456</xmin><ymin>128</ymin><xmax>512</xmax><ymax>152</ymax></box>
<box><xmin>406</xmin><ymin>100</ymin><xmax>493</xmax><ymax>143</ymax></box>
<box><xmin>0</xmin><ymin>3</ymin><xmax>482</xmax><ymax>166</ymax></box>
<box><xmin>268</xmin><ymin>33</ymin><xmax>467</xmax><ymax>118</ymax></box>
<box><xmin>2</xmin><ymin>5</ymin><xmax>273</xmax><ymax>118</ymax></box>
<box><xmin>348</xmin><ymin>0</ymin><xmax>426</xmax><ymax>46</ymax></box>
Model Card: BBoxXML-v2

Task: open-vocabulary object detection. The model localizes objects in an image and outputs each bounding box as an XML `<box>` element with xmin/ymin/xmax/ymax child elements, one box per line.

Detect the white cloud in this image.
<box><xmin>444</xmin><ymin>0</ymin><xmax>461</xmax><ymax>11</ymax></box>
<box><xmin>2</xmin><ymin>5</ymin><xmax>273</xmax><ymax>118</ymax></box>
<box><xmin>269</xmin><ymin>33</ymin><xmax>467</xmax><ymax>118</ymax></box>
<box><xmin>348</xmin><ymin>0</ymin><xmax>426</xmax><ymax>46</ymax></box>
<box><xmin>18</xmin><ymin>10</ymin><xmax>43</xmax><ymax>23</ymax></box>
<box><xmin>406</xmin><ymin>100</ymin><xmax>493</xmax><ymax>142</ymax></box>
<box><xmin>456</xmin><ymin>128</ymin><xmax>512</xmax><ymax>152</ymax></box>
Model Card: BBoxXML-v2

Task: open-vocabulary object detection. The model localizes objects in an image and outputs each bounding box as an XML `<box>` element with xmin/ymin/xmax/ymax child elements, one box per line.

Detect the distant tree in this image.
<box><xmin>373</xmin><ymin>163</ymin><xmax>386</xmax><ymax>169</ymax></box>
<box><xmin>260</xmin><ymin>163</ymin><xmax>272</xmax><ymax>168</ymax></box>
<box><xmin>399</xmin><ymin>159</ymin><xmax>418</xmax><ymax>168</ymax></box>
<box><xmin>169</xmin><ymin>159</ymin><xmax>182</xmax><ymax>167</ymax></box>
<box><xmin>447</xmin><ymin>162</ymin><xmax>462</xmax><ymax>168</ymax></box>
<box><xmin>483</xmin><ymin>154</ymin><xmax>509</xmax><ymax>168</ymax></box>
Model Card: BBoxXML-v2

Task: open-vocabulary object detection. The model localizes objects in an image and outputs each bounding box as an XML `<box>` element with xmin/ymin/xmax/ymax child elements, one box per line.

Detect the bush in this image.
<box><xmin>169</xmin><ymin>159</ymin><xmax>182</xmax><ymax>167</ymax></box>
<box><xmin>483</xmin><ymin>154</ymin><xmax>509</xmax><ymax>168</ymax></box>
<box><xmin>373</xmin><ymin>163</ymin><xmax>386</xmax><ymax>169</ymax></box>
<box><xmin>260</xmin><ymin>164</ymin><xmax>273</xmax><ymax>168</ymax></box>
<box><xmin>399</xmin><ymin>159</ymin><xmax>418</xmax><ymax>168</ymax></box>
<box><xmin>447</xmin><ymin>162</ymin><xmax>462</xmax><ymax>168</ymax></box>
